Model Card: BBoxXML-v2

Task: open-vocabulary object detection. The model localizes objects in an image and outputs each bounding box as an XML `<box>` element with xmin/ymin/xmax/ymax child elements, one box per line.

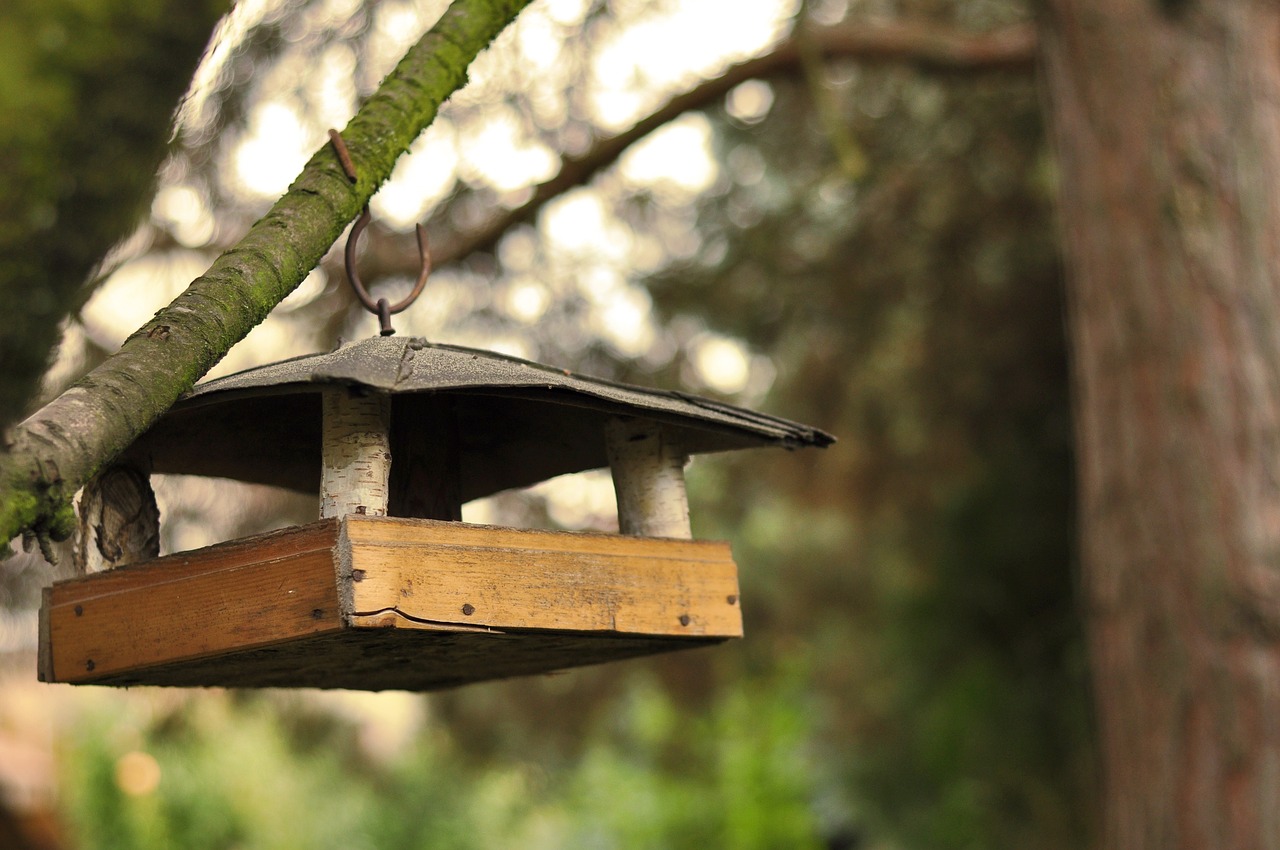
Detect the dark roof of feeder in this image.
<box><xmin>127</xmin><ymin>337</ymin><xmax>833</xmax><ymax>502</ymax></box>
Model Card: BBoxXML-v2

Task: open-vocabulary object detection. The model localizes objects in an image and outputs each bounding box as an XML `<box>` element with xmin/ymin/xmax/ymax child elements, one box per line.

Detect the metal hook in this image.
<box><xmin>343</xmin><ymin>209</ymin><xmax>431</xmax><ymax>337</ymax></box>
<box><xmin>329</xmin><ymin>128</ymin><xmax>431</xmax><ymax>337</ymax></box>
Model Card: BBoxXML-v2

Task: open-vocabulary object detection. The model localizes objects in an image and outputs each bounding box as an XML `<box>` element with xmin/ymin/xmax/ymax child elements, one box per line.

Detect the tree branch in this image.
<box><xmin>0</xmin><ymin>0</ymin><xmax>537</xmax><ymax>543</ymax></box>
<box><xmin>432</xmin><ymin>21</ymin><xmax>1036</xmax><ymax>266</ymax></box>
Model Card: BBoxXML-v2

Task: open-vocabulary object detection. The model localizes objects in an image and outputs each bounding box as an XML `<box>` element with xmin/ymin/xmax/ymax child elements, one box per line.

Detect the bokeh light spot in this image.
<box><xmin>115</xmin><ymin>751</ymin><xmax>161</xmax><ymax>797</ymax></box>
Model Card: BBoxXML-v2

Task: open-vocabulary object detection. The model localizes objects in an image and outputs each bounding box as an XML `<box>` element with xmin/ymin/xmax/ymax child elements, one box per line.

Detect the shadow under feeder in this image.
<box><xmin>39</xmin><ymin>337</ymin><xmax>831</xmax><ymax>691</ymax></box>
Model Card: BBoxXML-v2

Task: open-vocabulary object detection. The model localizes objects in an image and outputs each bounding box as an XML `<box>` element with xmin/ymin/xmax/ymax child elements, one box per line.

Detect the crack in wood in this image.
<box><xmin>351</xmin><ymin>606</ymin><xmax>504</xmax><ymax>633</ymax></box>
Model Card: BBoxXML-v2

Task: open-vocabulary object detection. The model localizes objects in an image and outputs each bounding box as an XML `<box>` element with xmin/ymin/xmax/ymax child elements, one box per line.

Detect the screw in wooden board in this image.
<box><xmin>311</xmin><ymin>609</ymin><xmax>325</xmax><ymax>620</ymax></box>
<box><xmin>351</xmin><ymin>569</ymin><xmax>366</xmax><ymax>582</ymax></box>
<box><xmin>679</xmin><ymin>614</ymin><xmax>691</xmax><ymax>626</ymax></box>
<box><xmin>726</xmin><ymin>595</ymin><xmax>737</xmax><ymax>605</ymax></box>
<box><xmin>86</xmin><ymin>660</ymin><xmax>95</xmax><ymax>672</ymax></box>
<box><xmin>461</xmin><ymin>603</ymin><xmax>475</xmax><ymax>616</ymax></box>
<box><xmin>74</xmin><ymin>605</ymin><xmax>83</xmax><ymax>616</ymax></box>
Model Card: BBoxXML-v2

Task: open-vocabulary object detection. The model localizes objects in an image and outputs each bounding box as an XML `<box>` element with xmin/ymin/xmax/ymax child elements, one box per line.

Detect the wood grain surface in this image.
<box><xmin>343</xmin><ymin>516</ymin><xmax>740</xmax><ymax>637</ymax></box>
<box><xmin>40</xmin><ymin>517</ymin><xmax>741</xmax><ymax>690</ymax></box>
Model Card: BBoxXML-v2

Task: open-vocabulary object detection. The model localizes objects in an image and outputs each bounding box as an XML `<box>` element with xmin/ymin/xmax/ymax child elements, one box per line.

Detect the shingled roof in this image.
<box><xmin>127</xmin><ymin>337</ymin><xmax>832</xmax><ymax>502</ymax></box>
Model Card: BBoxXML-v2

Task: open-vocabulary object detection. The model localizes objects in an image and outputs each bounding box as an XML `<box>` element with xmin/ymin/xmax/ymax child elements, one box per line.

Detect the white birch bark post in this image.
<box><xmin>73</xmin><ymin>463</ymin><xmax>160</xmax><ymax>574</ymax></box>
<box><xmin>320</xmin><ymin>388</ymin><xmax>392</xmax><ymax>519</ymax></box>
<box><xmin>605</xmin><ymin>417</ymin><xmax>692</xmax><ymax>539</ymax></box>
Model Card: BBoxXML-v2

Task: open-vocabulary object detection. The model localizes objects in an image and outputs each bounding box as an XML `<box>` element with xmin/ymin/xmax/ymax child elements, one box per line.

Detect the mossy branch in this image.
<box><xmin>0</xmin><ymin>0</ymin><xmax>537</xmax><ymax>545</ymax></box>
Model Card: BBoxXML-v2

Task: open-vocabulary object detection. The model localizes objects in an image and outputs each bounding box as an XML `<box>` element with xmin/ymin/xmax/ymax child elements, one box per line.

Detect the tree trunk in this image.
<box><xmin>1039</xmin><ymin>2</ymin><xmax>1280</xmax><ymax>847</ymax></box>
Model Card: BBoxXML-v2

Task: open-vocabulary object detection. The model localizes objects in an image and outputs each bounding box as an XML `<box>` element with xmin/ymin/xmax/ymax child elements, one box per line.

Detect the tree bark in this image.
<box><xmin>320</xmin><ymin>389</ymin><xmax>392</xmax><ymax>520</ymax></box>
<box><xmin>0</xmin><ymin>0</ymin><xmax>536</xmax><ymax>545</ymax></box>
<box><xmin>1040</xmin><ymin>1</ymin><xmax>1280</xmax><ymax>847</ymax></box>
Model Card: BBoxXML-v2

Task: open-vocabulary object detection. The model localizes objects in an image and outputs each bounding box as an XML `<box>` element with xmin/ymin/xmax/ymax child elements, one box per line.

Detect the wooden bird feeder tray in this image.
<box><xmin>39</xmin><ymin>338</ymin><xmax>831</xmax><ymax>691</ymax></box>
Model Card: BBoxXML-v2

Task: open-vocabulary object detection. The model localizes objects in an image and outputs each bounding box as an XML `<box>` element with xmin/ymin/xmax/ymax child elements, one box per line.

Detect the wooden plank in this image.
<box><xmin>44</xmin><ymin>522</ymin><xmax>344</xmax><ymax>684</ymax></box>
<box><xmin>48</xmin><ymin>520</ymin><xmax>340</xmax><ymax>601</ymax></box>
<box><xmin>342</xmin><ymin>515</ymin><xmax>724</xmax><ymax>560</ymax></box>
<box><xmin>343</xmin><ymin>516</ymin><xmax>742</xmax><ymax>638</ymax></box>
<box><xmin>39</xmin><ymin>516</ymin><xmax>741</xmax><ymax>691</ymax></box>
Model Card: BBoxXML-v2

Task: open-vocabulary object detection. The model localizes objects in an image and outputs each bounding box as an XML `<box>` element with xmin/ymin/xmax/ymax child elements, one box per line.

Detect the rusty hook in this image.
<box><xmin>343</xmin><ymin>210</ymin><xmax>431</xmax><ymax>336</ymax></box>
<box><xmin>330</xmin><ymin>128</ymin><xmax>430</xmax><ymax>337</ymax></box>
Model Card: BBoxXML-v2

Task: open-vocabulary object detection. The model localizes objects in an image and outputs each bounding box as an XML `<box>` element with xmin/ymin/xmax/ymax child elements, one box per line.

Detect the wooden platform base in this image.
<box><xmin>38</xmin><ymin>516</ymin><xmax>742</xmax><ymax>691</ymax></box>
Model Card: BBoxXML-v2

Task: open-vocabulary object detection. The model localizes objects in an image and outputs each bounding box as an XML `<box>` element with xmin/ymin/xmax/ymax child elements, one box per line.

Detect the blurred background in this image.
<box><xmin>0</xmin><ymin>0</ymin><xmax>1091</xmax><ymax>847</ymax></box>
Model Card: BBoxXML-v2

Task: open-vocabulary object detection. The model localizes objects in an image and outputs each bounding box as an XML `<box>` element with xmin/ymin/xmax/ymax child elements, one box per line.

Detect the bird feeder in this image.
<box><xmin>38</xmin><ymin>337</ymin><xmax>831</xmax><ymax>691</ymax></box>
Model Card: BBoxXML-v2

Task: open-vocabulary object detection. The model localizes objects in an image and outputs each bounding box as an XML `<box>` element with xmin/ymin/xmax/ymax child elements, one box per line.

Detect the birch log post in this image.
<box><xmin>72</xmin><ymin>463</ymin><xmax>160</xmax><ymax>573</ymax></box>
<box><xmin>605</xmin><ymin>417</ymin><xmax>692</xmax><ymax>539</ymax></box>
<box><xmin>320</xmin><ymin>388</ymin><xmax>392</xmax><ymax>519</ymax></box>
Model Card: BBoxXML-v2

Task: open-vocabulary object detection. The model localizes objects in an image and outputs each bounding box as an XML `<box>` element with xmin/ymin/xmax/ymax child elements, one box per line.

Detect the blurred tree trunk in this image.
<box><xmin>0</xmin><ymin>0</ymin><xmax>229</xmax><ymax>430</ymax></box>
<box><xmin>1040</xmin><ymin>2</ymin><xmax>1280</xmax><ymax>847</ymax></box>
